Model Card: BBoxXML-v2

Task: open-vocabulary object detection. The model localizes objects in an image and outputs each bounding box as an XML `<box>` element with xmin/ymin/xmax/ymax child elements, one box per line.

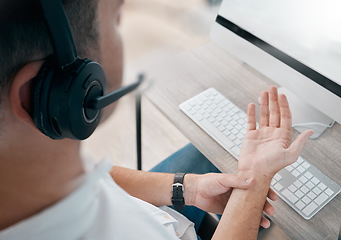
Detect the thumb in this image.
<box><xmin>218</xmin><ymin>174</ymin><xmax>255</xmax><ymax>190</ymax></box>
<box><xmin>287</xmin><ymin>130</ymin><xmax>314</xmax><ymax>162</ymax></box>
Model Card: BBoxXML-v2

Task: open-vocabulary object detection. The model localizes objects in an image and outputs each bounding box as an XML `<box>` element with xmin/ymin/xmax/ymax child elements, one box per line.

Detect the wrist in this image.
<box><xmin>238</xmin><ymin>170</ymin><xmax>272</xmax><ymax>185</ymax></box>
<box><xmin>238</xmin><ymin>157</ymin><xmax>276</xmax><ymax>181</ymax></box>
<box><xmin>182</xmin><ymin>174</ymin><xmax>197</xmax><ymax>206</ymax></box>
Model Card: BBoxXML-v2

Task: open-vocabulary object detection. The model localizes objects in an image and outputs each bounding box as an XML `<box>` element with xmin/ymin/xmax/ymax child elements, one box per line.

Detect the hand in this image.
<box><xmin>238</xmin><ymin>86</ymin><xmax>314</xmax><ymax>179</ymax></box>
<box><xmin>184</xmin><ymin>173</ymin><xmax>277</xmax><ymax>228</ymax></box>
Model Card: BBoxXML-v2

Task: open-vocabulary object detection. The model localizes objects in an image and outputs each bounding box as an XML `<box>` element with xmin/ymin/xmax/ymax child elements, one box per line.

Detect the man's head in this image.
<box><xmin>0</xmin><ymin>0</ymin><xmax>124</xmax><ymax>138</ymax></box>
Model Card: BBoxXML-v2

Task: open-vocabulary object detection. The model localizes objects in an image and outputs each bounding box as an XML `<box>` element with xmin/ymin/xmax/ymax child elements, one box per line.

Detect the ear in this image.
<box><xmin>10</xmin><ymin>61</ymin><xmax>44</xmax><ymax>131</ymax></box>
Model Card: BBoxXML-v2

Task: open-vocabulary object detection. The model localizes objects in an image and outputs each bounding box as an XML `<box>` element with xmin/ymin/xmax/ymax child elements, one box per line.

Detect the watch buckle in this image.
<box><xmin>172</xmin><ymin>183</ymin><xmax>184</xmax><ymax>191</ymax></box>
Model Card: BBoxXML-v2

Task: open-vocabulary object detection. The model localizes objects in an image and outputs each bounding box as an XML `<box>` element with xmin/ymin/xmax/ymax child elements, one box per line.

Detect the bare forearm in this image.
<box><xmin>212</xmin><ymin>173</ymin><xmax>271</xmax><ymax>240</ymax></box>
<box><xmin>110</xmin><ymin>166</ymin><xmax>174</xmax><ymax>206</ymax></box>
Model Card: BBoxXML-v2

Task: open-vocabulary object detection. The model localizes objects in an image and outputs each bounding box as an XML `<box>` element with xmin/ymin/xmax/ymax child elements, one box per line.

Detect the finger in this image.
<box><xmin>217</xmin><ymin>174</ymin><xmax>255</xmax><ymax>190</ymax></box>
<box><xmin>267</xmin><ymin>188</ymin><xmax>278</xmax><ymax>201</ymax></box>
<box><xmin>260</xmin><ymin>216</ymin><xmax>271</xmax><ymax>229</ymax></box>
<box><xmin>287</xmin><ymin>130</ymin><xmax>314</xmax><ymax>163</ymax></box>
<box><xmin>263</xmin><ymin>200</ymin><xmax>275</xmax><ymax>216</ymax></box>
<box><xmin>269</xmin><ymin>86</ymin><xmax>280</xmax><ymax>128</ymax></box>
<box><xmin>247</xmin><ymin>103</ymin><xmax>256</xmax><ymax>131</ymax></box>
<box><xmin>259</xmin><ymin>91</ymin><xmax>269</xmax><ymax>127</ymax></box>
<box><xmin>279</xmin><ymin>94</ymin><xmax>292</xmax><ymax>131</ymax></box>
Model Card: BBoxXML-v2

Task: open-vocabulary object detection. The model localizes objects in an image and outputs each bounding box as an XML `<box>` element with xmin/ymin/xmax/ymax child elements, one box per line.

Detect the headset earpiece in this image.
<box><xmin>32</xmin><ymin>57</ymin><xmax>106</xmax><ymax>140</ymax></box>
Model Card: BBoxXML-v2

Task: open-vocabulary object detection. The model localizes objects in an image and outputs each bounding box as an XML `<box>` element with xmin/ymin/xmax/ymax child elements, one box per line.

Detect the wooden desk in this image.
<box><xmin>143</xmin><ymin>43</ymin><xmax>341</xmax><ymax>239</ymax></box>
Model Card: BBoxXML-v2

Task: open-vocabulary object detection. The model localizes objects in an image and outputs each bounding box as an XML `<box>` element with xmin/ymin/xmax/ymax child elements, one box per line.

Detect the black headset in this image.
<box><xmin>31</xmin><ymin>0</ymin><xmax>143</xmax><ymax>140</ymax></box>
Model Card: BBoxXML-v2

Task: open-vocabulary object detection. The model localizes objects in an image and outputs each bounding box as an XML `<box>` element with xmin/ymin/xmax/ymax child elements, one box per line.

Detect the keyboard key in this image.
<box><xmin>288</xmin><ymin>184</ymin><xmax>297</xmax><ymax>192</ymax></box>
<box><xmin>274</xmin><ymin>173</ymin><xmax>282</xmax><ymax>181</ymax></box>
<box><xmin>233</xmin><ymin>114</ymin><xmax>240</xmax><ymax>120</ymax></box>
<box><xmin>220</xmin><ymin>110</ymin><xmax>227</xmax><ymax>117</ymax></box>
<box><xmin>232</xmin><ymin>108</ymin><xmax>239</xmax><ymax>113</ymax></box>
<box><xmin>285</xmin><ymin>165</ymin><xmax>293</xmax><ymax>172</ymax></box>
<box><xmin>318</xmin><ymin>182</ymin><xmax>327</xmax><ymax>190</ymax></box>
<box><xmin>307</xmin><ymin>191</ymin><xmax>317</xmax><ymax>200</ymax></box>
<box><xmin>228</xmin><ymin>135</ymin><xmax>236</xmax><ymax>141</ymax></box>
<box><xmin>294</xmin><ymin>180</ymin><xmax>302</xmax><ymax>188</ymax></box>
<box><xmin>216</xmin><ymin>116</ymin><xmax>223</xmax><ymax>122</ymax></box>
<box><xmin>221</xmin><ymin>120</ymin><xmax>228</xmax><ymax>126</ymax></box>
<box><xmin>297</xmin><ymin>157</ymin><xmax>304</xmax><ymax>164</ymax></box>
<box><xmin>230</xmin><ymin>120</ymin><xmax>237</xmax><ymax>126</ymax></box>
<box><xmin>314</xmin><ymin>192</ymin><xmax>328</xmax><ymax>205</ymax></box>
<box><xmin>218</xmin><ymin>102</ymin><xmax>226</xmax><ymax>108</ymax></box>
<box><xmin>233</xmin><ymin>139</ymin><xmax>241</xmax><ymax>146</ymax></box>
<box><xmin>306</xmin><ymin>181</ymin><xmax>315</xmax><ymax>189</ymax></box>
<box><xmin>295</xmin><ymin>189</ymin><xmax>304</xmax><ymax>198</ymax></box>
<box><xmin>292</xmin><ymin>162</ymin><xmax>299</xmax><ymax>168</ymax></box>
<box><xmin>236</xmin><ymin>133</ymin><xmax>244</xmax><ymax>140</ymax></box>
<box><xmin>300</xmin><ymin>185</ymin><xmax>309</xmax><ymax>193</ymax></box>
<box><xmin>295</xmin><ymin>200</ymin><xmax>305</xmax><ymax>210</ymax></box>
<box><xmin>302</xmin><ymin>162</ymin><xmax>311</xmax><ymax>169</ymax></box>
<box><xmin>223</xmin><ymin>129</ymin><xmax>230</xmax><ymax>136</ymax></box>
<box><xmin>193</xmin><ymin>113</ymin><xmax>203</xmax><ymax>122</ymax></box>
<box><xmin>291</xmin><ymin>170</ymin><xmax>300</xmax><ymax>177</ymax></box>
<box><xmin>231</xmin><ymin>146</ymin><xmax>240</xmax><ymax>156</ymax></box>
<box><xmin>271</xmin><ymin>179</ymin><xmax>276</xmax><ymax>186</ymax></box>
<box><xmin>299</xmin><ymin>176</ymin><xmax>308</xmax><ymax>184</ymax></box>
<box><xmin>325</xmin><ymin>188</ymin><xmax>334</xmax><ymax>196</ymax></box>
<box><xmin>282</xmin><ymin>189</ymin><xmax>298</xmax><ymax>203</ymax></box>
<box><xmin>302</xmin><ymin>196</ymin><xmax>311</xmax><ymax>204</ymax></box>
<box><xmin>226</xmin><ymin>116</ymin><xmax>232</xmax><ymax>121</ymax></box>
<box><xmin>312</xmin><ymin>187</ymin><xmax>322</xmax><ymax>195</ymax></box>
<box><xmin>226</xmin><ymin>124</ymin><xmax>233</xmax><ymax>130</ymax></box>
<box><xmin>302</xmin><ymin>202</ymin><xmax>318</xmax><ymax>216</ymax></box>
<box><xmin>311</xmin><ymin>177</ymin><xmax>320</xmax><ymax>185</ymax></box>
<box><xmin>304</xmin><ymin>172</ymin><xmax>313</xmax><ymax>179</ymax></box>
<box><xmin>213</xmin><ymin>121</ymin><xmax>220</xmax><ymax>127</ymax></box>
<box><xmin>218</xmin><ymin>126</ymin><xmax>225</xmax><ymax>132</ymax></box>
<box><xmin>274</xmin><ymin>183</ymin><xmax>283</xmax><ymax>191</ymax></box>
<box><xmin>297</xmin><ymin>166</ymin><xmax>305</xmax><ymax>173</ymax></box>
<box><xmin>203</xmin><ymin>112</ymin><xmax>210</xmax><ymax>118</ymax></box>
<box><xmin>238</xmin><ymin>118</ymin><xmax>245</xmax><ymax>124</ymax></box>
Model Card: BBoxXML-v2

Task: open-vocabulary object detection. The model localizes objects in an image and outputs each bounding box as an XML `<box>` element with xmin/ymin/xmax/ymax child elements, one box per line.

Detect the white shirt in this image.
<box><xmin>0</xmin><ymin>159</ymin><xmax>197</xmax><ymax>240</ymax></box>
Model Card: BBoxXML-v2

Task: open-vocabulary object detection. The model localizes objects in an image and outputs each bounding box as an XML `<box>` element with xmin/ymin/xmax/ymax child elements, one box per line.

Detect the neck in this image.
<box><xmin>0</xmin><ymin>133</ymin><xmax>85</xmax><ymax>230</ymax></box>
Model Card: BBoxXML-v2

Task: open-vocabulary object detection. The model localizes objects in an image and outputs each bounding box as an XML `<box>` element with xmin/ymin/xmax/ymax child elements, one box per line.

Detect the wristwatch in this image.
<box><xmin>172</xmin><ymin>173</ymin><xmax>186</xmax><ymax>212</ymax></box>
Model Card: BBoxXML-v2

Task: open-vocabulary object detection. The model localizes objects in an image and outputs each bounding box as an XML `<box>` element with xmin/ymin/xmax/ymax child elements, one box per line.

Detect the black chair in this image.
<box><xmin>198</xmin><ymin>213</ymin><xmax>219</xmax><ymax>240</ymax></box>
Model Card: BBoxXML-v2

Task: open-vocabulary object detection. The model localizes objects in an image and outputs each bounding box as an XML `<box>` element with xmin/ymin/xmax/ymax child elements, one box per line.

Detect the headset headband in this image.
<box><xmin>39</xmin><ymin>0</ymin><xmax>78</xmax><ymax>67</ymax></box>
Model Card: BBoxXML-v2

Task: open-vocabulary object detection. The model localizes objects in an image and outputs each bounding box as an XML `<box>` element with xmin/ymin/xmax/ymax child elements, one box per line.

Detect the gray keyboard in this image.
<box><xmin>179</xmin><ymin>88</ymin><xmax>341</xmax><ymax>220</ymax></box>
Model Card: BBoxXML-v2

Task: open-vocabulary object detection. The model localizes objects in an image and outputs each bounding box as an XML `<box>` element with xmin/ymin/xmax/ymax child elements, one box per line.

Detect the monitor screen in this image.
<box><xmin>217</xmin><ymin>0</ymin><xmax>341</xmax><ymax>97</ymax></box>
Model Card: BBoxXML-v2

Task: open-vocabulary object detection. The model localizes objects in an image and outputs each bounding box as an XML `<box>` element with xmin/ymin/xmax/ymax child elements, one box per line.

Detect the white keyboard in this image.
<box><xmin>179</xmin><ymin>88</ymin><xmax>341</xmax><ymax>220</ymax></box>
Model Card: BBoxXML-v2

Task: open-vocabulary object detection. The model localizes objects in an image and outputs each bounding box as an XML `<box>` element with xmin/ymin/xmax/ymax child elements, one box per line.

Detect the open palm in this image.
<box><xmin>238</xmin><ymin>87</ymin><xmax>313</xmax><ymax>179</ymax></box>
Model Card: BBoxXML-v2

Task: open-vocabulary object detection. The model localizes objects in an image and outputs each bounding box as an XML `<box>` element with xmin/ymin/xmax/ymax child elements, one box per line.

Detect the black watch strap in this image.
<box><xmin>172</xmin><ymin>173</ymin><xmax>186</xmax><ymax>212</ymax></box>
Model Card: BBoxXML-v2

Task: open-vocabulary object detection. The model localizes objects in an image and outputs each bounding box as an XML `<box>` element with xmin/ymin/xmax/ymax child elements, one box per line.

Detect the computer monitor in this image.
<box><xmin>210</xmin><ymin>0</ymin><xmax>341</xmax><ymax>138</ymax></box>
